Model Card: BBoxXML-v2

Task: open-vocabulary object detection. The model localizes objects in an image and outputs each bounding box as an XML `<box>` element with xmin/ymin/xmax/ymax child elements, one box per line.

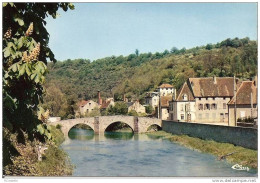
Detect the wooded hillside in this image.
<box><xmin>45</xmin><ymin>37</ymin><xmax>257</xmax><ymax>116</ymax></box>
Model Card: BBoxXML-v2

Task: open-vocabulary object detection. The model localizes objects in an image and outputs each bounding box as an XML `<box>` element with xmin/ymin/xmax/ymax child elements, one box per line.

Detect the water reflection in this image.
<box><xmin>68</xmin><ymin>128</ymin><xmax>94</xmax><ymax>141</ymax></box>
<box><xmin>104</xmin><ymin>131</ymin><xmax>134</xmax><ymax>140</ymax></box>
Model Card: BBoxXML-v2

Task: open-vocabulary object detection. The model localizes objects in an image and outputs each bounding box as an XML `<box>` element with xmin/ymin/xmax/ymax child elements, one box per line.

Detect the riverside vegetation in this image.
<box><xmin>3</xmin><ymin>3</ymin><xmax>74</xmax><ymax>176</ymax></box>
<box><xmin>147</xmin><ymin>131</ymin><xmax>257</xmax><ymax>169</ymax></box>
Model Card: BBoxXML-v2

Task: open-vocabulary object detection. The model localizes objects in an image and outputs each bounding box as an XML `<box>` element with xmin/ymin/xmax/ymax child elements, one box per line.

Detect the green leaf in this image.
<box><xmin>9</xmin><ymin>63</ymin><xmax>19</xmax><ymax>72</ymax></box>
<box><xmin>19</xmin><ymin>64</ymin><xmax>26</xmax><ymax>76</ymax></box>
<box><xmin>17</xmin><ymin>37</ymin><xmax>24</xmax><ymax>49</ymax></box>
<box><xmin>3</xmin><ymin>48</ymin><xmax>10</xmax><ymax>58</ymax></box>
<box><xmin>37</xmin><ymin>124</ymin><xmax>44</xmax><ymax>135</ymax></box>
<box><xmin>14</xmin><ymin>15</ymin><xmax>24</xmax><ymax>26</ymax></box>
<box><xmin>69</xmin><ymin>3</ymin><xmax>75</xmax><ymax>10</ymax></box>
<box><xmin>3</xmin><ymin>3</ymin><xmax>8</xmax><ymax>7</ymax></box>
<box><xmin>25</xmin><ymin>64</ymin><xmax>31</xmax><ymax>76</ymax></box>
<box><xmin>46</xmin><ymin>132</ymin><xmax>52</xmax><ymax>140</ymax></box>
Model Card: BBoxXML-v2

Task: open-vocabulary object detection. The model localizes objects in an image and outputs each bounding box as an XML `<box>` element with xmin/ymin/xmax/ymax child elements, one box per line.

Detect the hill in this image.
<box><xmin>44</xmin><ymin>37</ymin><xmax>257</xmax><ymax>118</ymax></box>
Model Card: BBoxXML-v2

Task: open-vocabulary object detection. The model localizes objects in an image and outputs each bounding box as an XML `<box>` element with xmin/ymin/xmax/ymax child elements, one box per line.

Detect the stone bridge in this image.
<box><xmin>51</xmin><ymin>115</ymin><xmax>162</xmax><ymax>136</ymax></box>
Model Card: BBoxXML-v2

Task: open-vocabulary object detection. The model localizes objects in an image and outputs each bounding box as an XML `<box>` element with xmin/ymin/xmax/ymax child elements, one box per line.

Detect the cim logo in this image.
<box><xmin>231</xmin><ymin>164</ymin><xmax>250</xmax><ymax>171</ymax></box>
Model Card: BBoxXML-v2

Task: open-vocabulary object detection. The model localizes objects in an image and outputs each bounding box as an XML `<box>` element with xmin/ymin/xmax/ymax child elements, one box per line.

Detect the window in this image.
<box><xmin>185</xmin><ymin>104</ymin><xmax>190</xmax><ymax>111</ymax></box>
<box><xmin>181</xmin><ymin>114</ymin><xmax>184</xmax><ymax>120</ymax></box>
<box><xmin>183</xmin><ymin>94</ymin><xmax>188</xmax><ymax>101</ymax></box>
<box><xmin>225</xmin><ymin>113</ymin><xmax>228</xmax><ymax>119</ymax></box>
<box><xmin>198</xmin><ymin>104</ymin><xmax>203</xmax><ymax>110</ymax></box>
<box><xmin>87</xmin><ymin>109</ymin><xmax>89</xmax><ymax>113</ymax></box>
<box><xmin>198</xmin><ymin>114</ymin><xmax>202</xmax><ymax>119</ymax></box>
<box><xmin>206</xmin><ymin>98</ymin><xmax>208</xmax><ymax>100</ymax></box>
<box><xmin>89</xmin><ymin>103</ymin><xmax>91</xmax><ymax>106</ymax></box>
<box><xmin>213</xmin><ymin>97</ymin><xmax>215</xmax><ymax>100</ymax></box>
<box><xmin>223</xmin><ymin>103</ymin><xmax>227</xmax><ymax>109</ymax></box>
<box><xmin>199</xmin><ymin>97</ymin><xmax>201</xmax><ymax>100</ymax></box>
<box><xmin>211</xmin><ymin>103</ymin><xmax>217</xmax><ymax>110</ymax></box>
<box><xmin>180</xmin><ymin>104</ymin><xmax>184</xmax><ymax>111</ymax></box>
<box><xmin>204</xmin><ymin>104</ymin><xmax>210</xmax><ymax>110</ymax></box>
<box><xmin>220</xmin><ymin>113</ymin><xmax>224</xmax><ymax>119</ymax></box>
<box><xmin>205</xmin><ymin>113</ymin><xmax>209</xmax><ymax>119</ymax></box>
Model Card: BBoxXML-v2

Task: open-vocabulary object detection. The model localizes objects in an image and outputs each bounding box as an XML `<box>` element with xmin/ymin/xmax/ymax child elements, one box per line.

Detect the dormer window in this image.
<box><xmin>182</xmin><ymin>94</ymin><xmax>188</xmax><ymax>101</ymax></box>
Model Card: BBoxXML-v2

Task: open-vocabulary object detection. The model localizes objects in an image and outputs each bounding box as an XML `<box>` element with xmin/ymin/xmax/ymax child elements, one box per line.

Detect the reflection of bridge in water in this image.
<box><xmin>51</xmin><ymin>115</ymin><xmax>162</xmax><ymax>137</ymax></box>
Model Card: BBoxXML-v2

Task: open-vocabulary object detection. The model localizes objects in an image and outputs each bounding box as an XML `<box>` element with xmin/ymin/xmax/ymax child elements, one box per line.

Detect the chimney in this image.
<box><xmin>98</xmin><ymin>90</ymin><xmax>102</xmax><ymax>105</ymax></box>
<box><xmin>174</xmin><ymin>88</ymin><xmax>177</xmax><ymax>100</ymax></box>
<box><xmin>213</xmin><ymin>76</ymin><xmax>217</xmax><ymax>84</ymax></box>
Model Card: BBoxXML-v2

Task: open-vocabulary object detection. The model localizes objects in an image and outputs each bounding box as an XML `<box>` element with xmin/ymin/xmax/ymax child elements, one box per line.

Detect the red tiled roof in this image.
<box><xmin>159</xmin><ymin>83</ymin><xmax>173</xmax><ymax>88</ymax></box>
<box><xmin>176</xmin><ymin>82</ymin><xmax>195</xmax><ymax>101</ymax></box>
<box><xmin>188</xmin><ymin>77</ymin><xmax>235</xmax><ymax>97</ymax></box>
<box><xmin>229</xmin><ymin>81</ymin><xmax>257</xmax><ymax>105</ymax></box>
<box><xmin>161</xmin><ymin>96</ymin><xmax>173</xmax><ymax>107</ymax></box>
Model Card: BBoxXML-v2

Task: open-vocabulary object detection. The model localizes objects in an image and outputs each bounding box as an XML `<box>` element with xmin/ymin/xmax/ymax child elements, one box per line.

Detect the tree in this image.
<box><xmin>107</xmin><ymin>102</ymin><xmax>128</xmax><ymax>115</ymax></box>
<box><xmin>3</xmin><ymin>2</ymin><xmax>74</xmax><ymax>172</ymax></box>
<box><xmin>170</xmin><ymin>47</ymin><xmax>179</xmax><ymax>54</ymax></box>
<box><xmin>135</xmin><ymin>49</ymin><xmax>139</xmax><ymax>56</ymax></box>
<box><xmin>205</xmin><ymin>44</ymin><xmax>213</xmax><ymax>50</ymax></box>
<box><xmin>145</xmin><ymin>105</ymin><xmax>154</xmax><ymax>114</ymax></box>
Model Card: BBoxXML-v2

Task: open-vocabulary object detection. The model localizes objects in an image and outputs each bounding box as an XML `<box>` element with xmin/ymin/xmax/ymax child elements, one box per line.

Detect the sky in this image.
<box><xmin>46</xmin><ymin>3</ymin><xmax>257</xmax><ymax>61</ymax></box>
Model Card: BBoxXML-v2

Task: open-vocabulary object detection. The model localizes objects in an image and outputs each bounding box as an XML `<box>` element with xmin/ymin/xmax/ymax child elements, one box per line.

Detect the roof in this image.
<box><xmin>100</xmin><ymin>100</ymin><xmax>112</xmax><ymax>109</ymax></box>
<box><xmin>188</xmin><ymin>77</ymin><xmax>235</xmax><ymax>97</ymax></box>
<box><xmin>176</xmin><ymin>82</ymin><xmax>195</xmax><ymax>101</ymax></box>
<box><xmin>229</xmin><ymin>81</ymin><xmax>257</xmax><ymax>105</ymax></box>
<box><xmin>159</xmin><ymin>83</ymin><xmax>173</xmax><ymax>88</ymax></box>
<box><xmin>77</xmin><ymin>100</ymin><xmax>89</xmax><ymax>107</ymax></box>
<box><xmin>161</xmin><ymin>96</ymin><xmax>173</xmax><ymax>107</ymax></box>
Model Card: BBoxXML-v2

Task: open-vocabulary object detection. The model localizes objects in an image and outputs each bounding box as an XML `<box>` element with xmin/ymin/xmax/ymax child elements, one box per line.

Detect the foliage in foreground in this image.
<box><xmin>147</xmin><ymin>131</ymin><xmax>257</xmax><ymax>169</ymax></box>
<box><xmin>3</xmin><ymin>2</ymin><xmax>74</xmax><ymax>176</ymax></box>
<box><xmin>4</xmin><ymin>127</ymin><xmax>73</xmax><ymax>176</ymax></box>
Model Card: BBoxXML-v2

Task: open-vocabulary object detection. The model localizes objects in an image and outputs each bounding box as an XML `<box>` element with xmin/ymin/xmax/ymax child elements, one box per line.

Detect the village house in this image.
<box><xmin>160</xmin><ymin>95</ymin><xmax>173</xmax><ymax>120</ymax></box>
<box><xmin>144</xmin><ymin>91</ymin><xmax>159</xmax><ymax>109</ymax></box>
<box><xmin>77</xmin><ymin>99</ymin><xmax>99</xmax><ymax>117</ymax></box>
<box><xmin>169</xmin><ymin>82</ymin><xmax>196</xmax><ymax>122</ymax></box>
<box><xmin>128</xmin><ymin>100</ymin><xmax>146</xmax><ymax>114</ymax></box>
<box><xmin>100</xmin><ymin>98</ymin><xmax>115</xmax><ymax>111</ymax></box>
<box><xmin>158</xmin><ymin>83</ymin><xmax>175</xmax><ymax>96</ymax></box>
<box><xmin>169</xmin><ymin>77</ymin><xmax>236</xmax><ymax>124</ymax></box>
<box><xmin>228</xmin><ymin>80</ymin><xmax>257</xmax><ymax>126</ymax></box>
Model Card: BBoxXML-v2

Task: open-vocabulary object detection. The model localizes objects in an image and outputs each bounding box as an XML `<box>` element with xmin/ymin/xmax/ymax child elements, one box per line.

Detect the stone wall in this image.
<box><xmin>162</xmin><ymin>120</ymin><xmax>257</xmax><ymax>150</ymax></box>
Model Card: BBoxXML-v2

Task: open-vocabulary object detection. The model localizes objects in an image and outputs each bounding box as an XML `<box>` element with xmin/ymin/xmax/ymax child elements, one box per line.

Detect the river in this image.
<box><xmin>61</xmin><ymin>128</ymin><xmax>257</xmax><ymax>177</ymax></box>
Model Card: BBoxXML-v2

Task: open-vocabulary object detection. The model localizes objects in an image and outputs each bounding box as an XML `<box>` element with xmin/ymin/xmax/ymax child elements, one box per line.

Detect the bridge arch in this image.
<box><xmin>99</xmin><ymin>116</ymin><xmax>135</xmax><ymax>133</ymax></box>
<box><xmin>104</xmin><ymin>121</ymin><xmax>134</xmax><ymax>132</ymax></box>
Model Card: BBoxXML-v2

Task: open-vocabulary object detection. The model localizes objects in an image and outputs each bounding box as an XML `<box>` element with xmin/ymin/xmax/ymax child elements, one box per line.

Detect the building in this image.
<box><xmin>160</xmin><ymin>95</ymin><xmax>173</xmax><ymax>120</ymax></box>
<box><xmin>190</xmin><ymin>77</ymin><xmax>235</xmax><ymax>124</ymax></box>
<box><xmin>228</xmin><ymin>80</ymin><xmax>257</xmax><ymax>126</ymax></box>
<box><xmin>169</xmin><ymin>82</ymin><xmax>196</xmax><ymax>122</ymax></box>
<box><xmin>144</xmin><ymin>92</ymin><xmax>159</xmax><ymax>109</ymax></box>
<box><xmin>128</xmin><ymin>100</ymin><xmax>146</xmax><ymax>114</ymax></box>
<box><xmin>158</xmin><ymin>83</ymin><xmax>175</xmax><ymax>96</ymax></box>
<box><xmin>100</xmin><ymin>98</ymin><xmax>115</xmax><ymax>111</ymax></box>
<box><xmin>77</xmin><ymin>100</ymin><xmax>99</xmax><ymax>116</ymax></box>
<box><xmin>169</xmin><ymin>77</ymin><xmax>236</xmax><ymax>124</ymax></box>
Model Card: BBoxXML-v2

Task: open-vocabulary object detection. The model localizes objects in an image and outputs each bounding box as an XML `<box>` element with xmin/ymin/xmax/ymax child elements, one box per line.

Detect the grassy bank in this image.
<box><xmin>147</xmin><ymin>131</ymin><xmax>257</xmax><ymax>169</ymax></box>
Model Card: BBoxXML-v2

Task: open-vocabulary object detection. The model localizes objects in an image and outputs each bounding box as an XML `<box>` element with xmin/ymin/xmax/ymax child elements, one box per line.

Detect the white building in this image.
<box><xmin>169</xmin><ymin>82</ymin><xmax>196</xmax><ymax>121</ymax></box>
<box><xmin>158</xmin><ymin>83</ymin><xmax>175</xmax><ymax>96</ymax></box>
<box><xmin>145</xmin><ymin>92</ymin><xmax>159</xmax><ymax>109</ymax></box>
<box><xmin>77</xmin><ymin>100</ymin><xmax>99</xmax><ymax>116</ymax></box>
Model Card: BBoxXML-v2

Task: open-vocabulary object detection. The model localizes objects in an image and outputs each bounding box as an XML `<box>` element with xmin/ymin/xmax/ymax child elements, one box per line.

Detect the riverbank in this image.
<box><xmin>146</xmin><ymin>131</ymin><xmax>257</xmax><ymax>169</ymax></box>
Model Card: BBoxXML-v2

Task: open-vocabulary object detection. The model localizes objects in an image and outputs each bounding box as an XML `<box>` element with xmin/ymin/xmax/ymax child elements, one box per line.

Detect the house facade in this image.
<box><xmin>158</xmin><ymin>83</ymin><xmax>175</xmax><ymax>96</ymax></box>
<box><xmin>77</xmin><ymin>100</ymin><xmax>99</xmax><ymax>116</ymax></box>
<box><xmin>160</xmin><ymin>95</ymin><xmax>173</xmax><ymax>120</ymax></box>
<box><xmin>145</xmin><ymin>92</ymin><xmax>159</xmax><ymax>109</ymax></box>
<box><xmin>169</xmin><ymin>77</ymin><xmax>236</xmax><ymax>124</ymax></box>
<box><xmin>169</xmin><ymin>82</ymin><xmax>196</xmax><ymax>122</ymax></box>
<box><xmin>228</xmin><ymin>80</ymin><xmax>257</xmax><ymax>126</ymax></box>
<box><xmin>128</xmin><ymin>101</ymin><xmax>146</xmax><ymax>114</ymax></box>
